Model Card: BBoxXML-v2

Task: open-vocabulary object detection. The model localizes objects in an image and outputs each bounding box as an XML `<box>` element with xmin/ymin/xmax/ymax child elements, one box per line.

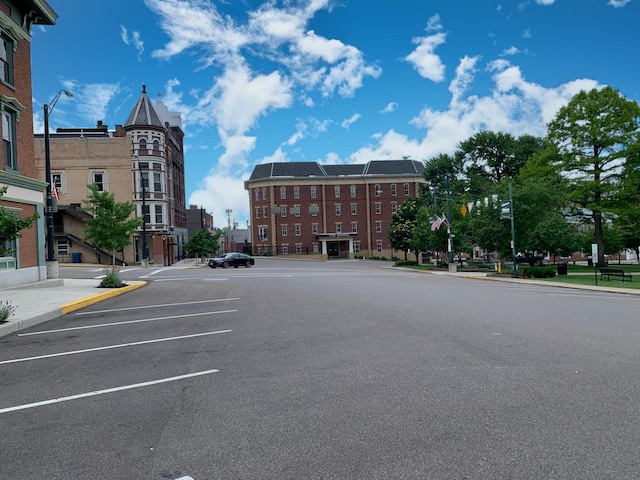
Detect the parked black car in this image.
<box><xmin>208</xmin><ymin>252</ymin><xmax>255</xmax><ymax>268</ymax></box>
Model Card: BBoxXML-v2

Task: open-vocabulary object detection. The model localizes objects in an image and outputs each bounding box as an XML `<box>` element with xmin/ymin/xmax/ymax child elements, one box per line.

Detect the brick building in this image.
<box><xmin>0</xmin><ymin>0</ymin><xmax>57</xmax><ymax>287</ymax></box>
<box><xmin>244</xmin><ymin>160</ymin><xmax>427</xmax><ymax>260</ymax></box>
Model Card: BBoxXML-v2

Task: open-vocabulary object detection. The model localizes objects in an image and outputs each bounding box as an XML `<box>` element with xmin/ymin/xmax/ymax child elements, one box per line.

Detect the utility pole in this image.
<box><xmin>225</xmin><ymin>208</ymin><xmax>232</xmax><ymax>252</ymax></box>
<box><xmin>445</xmin><ymin>175</ymin><xmax>455</xmax><ymax>272</ymax></box>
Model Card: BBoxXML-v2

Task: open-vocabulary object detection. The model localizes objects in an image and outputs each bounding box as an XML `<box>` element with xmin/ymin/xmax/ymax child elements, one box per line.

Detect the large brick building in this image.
<box><xmin>244</xmin><ymin>160</ymin><xmax>427</xmax><ymax>260</ymax></box>
<box><xmin>0</xmin><ymin>0</ymin><xmax>57</xmax><ymax>287</ymax></box>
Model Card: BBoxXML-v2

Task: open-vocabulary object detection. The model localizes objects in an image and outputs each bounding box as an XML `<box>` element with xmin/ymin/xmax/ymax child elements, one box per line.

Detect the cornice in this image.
<box><xmin>0</xmin><ymin>169</ymin><xmax>47</xmax><ymax>191</ymax></box>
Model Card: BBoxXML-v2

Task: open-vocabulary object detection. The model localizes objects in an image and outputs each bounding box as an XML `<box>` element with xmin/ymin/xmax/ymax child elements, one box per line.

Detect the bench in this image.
<box><xmin>598</xmin><ymin>267</ymin><xmax>633</xmax><ymax>282</ymax></box>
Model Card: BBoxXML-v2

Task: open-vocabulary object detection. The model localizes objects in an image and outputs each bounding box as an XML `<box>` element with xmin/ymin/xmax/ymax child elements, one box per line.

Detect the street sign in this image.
<box><xmin>500</xmin><ymin>201</ymin><xmax>511</xmax><ymax>219</ymax></box>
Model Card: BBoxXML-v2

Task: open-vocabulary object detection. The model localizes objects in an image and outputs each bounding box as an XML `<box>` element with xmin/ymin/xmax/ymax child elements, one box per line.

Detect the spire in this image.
<box><xmin>124</xmin><ymin>85</ymin><xmax>164</xmax><ymax>128</ymax></box>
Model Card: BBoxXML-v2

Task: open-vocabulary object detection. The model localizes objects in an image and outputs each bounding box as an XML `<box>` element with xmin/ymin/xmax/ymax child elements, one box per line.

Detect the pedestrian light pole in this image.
<box><xmin>133</xmin><ymin>156</ymin><xmax>148</xmax><ymax>267</ymax></box>
<box><xmin>44</xmin><ymin>89</ymin><xmax>73</xmax><ymax>278</ymax></box>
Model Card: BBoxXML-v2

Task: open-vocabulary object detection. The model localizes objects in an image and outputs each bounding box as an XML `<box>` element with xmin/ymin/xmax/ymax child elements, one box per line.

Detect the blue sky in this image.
<box><xmin>31</xmin><ymin>0</ymin><xmax>639</xmax><ymax>228</ymax></box>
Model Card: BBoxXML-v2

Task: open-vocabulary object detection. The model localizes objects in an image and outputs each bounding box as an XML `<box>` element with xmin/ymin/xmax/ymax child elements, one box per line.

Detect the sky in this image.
<box><xmin>30</xmin><ymin>0</ymin><xmax>639</xmax><ymax>229</ymax></box>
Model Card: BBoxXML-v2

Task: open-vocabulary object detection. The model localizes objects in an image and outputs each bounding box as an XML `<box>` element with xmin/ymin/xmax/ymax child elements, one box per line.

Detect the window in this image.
<box><xmin>391</xmin><ymin>184</ymin><xmax>397</xmax><ymax>196</ymax></box>
<box><xmin>92</xmin><ymin>172</ymin><xmax>105</xmax><ymax>191</ymax></box>
<box><xmin>334</xmin><ymin>186</ymin><xmax>340</xmax><ymax>198</ymax></box>
<box><xmin>351</xmin><ymin>222</ymin><xmax>358</xmax><ymax>233</ymax></box>
<box><xmin>142</xmin><ymin>204</ymin><xmax>150</xmax><ymax>224</ymax></box>
<box><xmin>2</xmin><ymin>110</ymin><xmax>16</xmax><ymax>170</ymax></box>
<box><xmin>262</xmin><ymin>207</ymin><xmax>267</xmax><ymax>218</ymax></box>
<box><xmin>153</xmin><ymin>172</ymin><xmax>162</xmax><ymax>192</ymax></box>
<box><xmin>255</xmin><ymin>189</ymin><xmax>259</xmax><ymax>201</ymax></box>
<box><xmin>153</xmin><ymin>162</ymin><xmax>162</xmax><ymax>171</ymax></box>
<box><xmin>141</xmin><ymin>172</ymin><xmax>149</xmax><ymax>190</ymax></box>
<box><xmin>351</xmin><ymin>204</ymin><xmax>357</xmax><ymax>215</ymax></box>
<box><xmin>153</xmin><ymin>139</ymin><xmax>161</xmax><ymax>153</ymax></box>
<box><xmin>281</xmin><ymin>225</ymin><xmax>287</xmax><ymax>236</ymax></box>
<box><xmin>139</xmin><ymin>138</ymin><xmax>147</xmax><ymax>153</ymax></box>
<box><xmin>353</xmin><ymin>242</ymin><xmax>360</xmax><ymax>254</ymax></box>
<box><xmin>377</xmin><ymin>241</ymin><xmax>383</xmax><ymax>253</ymax></box>
<box><xmin>0</xmin><ymin>31</ymin><xmax>14</xmax><ymax>85</ymax></box>
<box><xmin>296</xmin><ymin>244</ymin><xmax>302</xmax><ymax>254</ymax></box>
<box><xmin>376</xmin><ymin>221</ymin><xmax>382</xmax><ymax>233</ymax></box>
<box><xmin>311</xmin><ymin>186</ymin><xmax>317</xmax><ymax>199</ymax></box>
<box><xmin>310</xmin><ymin>204</ymin><xmax>319</xmax><ymax>217</ymax></box>
<box><xmin>404</xmin><ymin>183</ymin><xmax>410</xmax><ymax>195</ymax></box>
<box><xmin>350</xmin><ymin>185</ymin><xmax>356</xmax><ymax>197</ymax></box>
<box><xmin>258</xmin><ymin>226</ymin><xmax>268</xmax><ymax>240</ymax></box>
<box><xmin>294</xmin><ymin>187</ymin><xmax>300</xmax><ymax>199</ymax></box>
<box><xmin>280</xmin><ymin>206</ymin><xmax>287</xmax><ymax>217</ymax></box>
<box><xmin>375</xmin><ymin>203</ymin><xmax>382</xmax><ymax>214</ymax></box>
<box><xmin>335</xmin><ymin>223</ymin><xmax>342</xmax><ymax>233</ymax></box>
<box><xmin>52</xmin><ymin>173</ymin><xmax>63</xmax><ymax>193</ymax></box>
<box><xmin>262</xmin><ymin>188</ymin><xmax>267</xmax><ymax>201</ymax></box>
<box><xmin>335</xmin><ymin>204</ymin><xmax>341</xmax><ymax>216</ymax></box>
<box><xmin>375</xmin><ymin>184</ymin><xmax>382</xmax><ymax>196</ymax></box>
<box><xmin>312</xmin><ymin>224</ymin><xmax>318</xmax><ymax>234</ymax></box>
<box><xmin>312</xmin><ymin>243</ymin><xmax>319</xmax><ymax>254</ymax></box>
<box><xmin>155</xmin><ymin>205</ymin><xmax>163</xmax><ymax>224</ymax></box>
<box><xmin>57</xmin><ymin>239</ymin><xmax>69</xmax><ymax>255</ymax></box>
<box><xmin>295</xmin><ymin>225</ymin><xmax>301</xmax><ymax>236</ymax></box>
<box><xmin>280</xmin><ymin>187</ymin><xmax>286</xmax><ymax>199</ymax></box>
<box><xmin>391</xmin><ymin>202</ymin><xmax>398</xmax><ymax>213</ymax></box>
<box><xmin>255</xmin><ymin>208</ymin><xmax>261</xmax><ymax>218</ymax></box>
<box><xmin>257</xmin><ymin>246</ymin><xmax>263</xmax><ymax>255</ymax></box>
<box><xmin>282</xmin><ymin>245</ymin><xmax>289</xmax><ymax>254</ymax></box>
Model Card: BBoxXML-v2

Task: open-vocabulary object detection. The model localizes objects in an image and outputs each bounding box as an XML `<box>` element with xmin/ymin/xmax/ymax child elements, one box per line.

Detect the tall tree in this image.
<box><xmin>184</xmin><ymin>228</ymin><xmax>220</xmax><ymax>262</ymax></box>
<box><xmin>0</xmin><ymin>186</ymin><xmax>40</xmax><ymax>256</ymax></box>
<box><xmin>388</xmin><ymin>197</ymin><xmax>423</xmax><ymax>262</ymax></box>
<box><xmin>547</xmin><ymin>86</ymin><xmax>640</xmax><ymax>266</ymax></box>
<box><xmin>80</xmin><ymin>184</ymin><xmax>142</xmax><ymax>283</ymax></box>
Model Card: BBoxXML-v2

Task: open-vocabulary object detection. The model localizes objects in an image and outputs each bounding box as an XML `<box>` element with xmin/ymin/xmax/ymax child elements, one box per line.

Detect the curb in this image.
<box><xmin>60</xmin><ymin>281</ymin><xmax>147</xmax><ymax>314</ymax></box>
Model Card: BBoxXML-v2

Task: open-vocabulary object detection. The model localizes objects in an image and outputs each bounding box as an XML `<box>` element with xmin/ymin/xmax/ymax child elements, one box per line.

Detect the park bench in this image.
<box><xmin>598</xmin><ymin>267</ymin><xmax>633</xmax><ymax>282</ymax></box>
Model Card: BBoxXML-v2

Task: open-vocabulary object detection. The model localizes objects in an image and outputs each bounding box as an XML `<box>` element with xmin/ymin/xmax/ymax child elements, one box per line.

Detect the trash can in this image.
<box><xmin>557</xmin><ymin>261</ymin><xmax>568</xmax><ymax>275</ymax></box>
<box><xmin>72</xmin><ymin>252</ymin><xmax>82</xmax><ymax>263</ymax></box>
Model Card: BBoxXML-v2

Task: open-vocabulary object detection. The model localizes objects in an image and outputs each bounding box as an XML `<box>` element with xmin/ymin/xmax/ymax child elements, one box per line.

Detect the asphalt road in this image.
<box><xmin>1</xmin><ymin>259</ymin><xmax>640</xmax><ymax>479</ymax></box>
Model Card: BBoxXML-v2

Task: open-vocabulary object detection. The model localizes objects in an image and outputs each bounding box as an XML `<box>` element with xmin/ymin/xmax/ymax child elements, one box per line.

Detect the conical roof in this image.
<box><xmin>124</xmin><ymin>85</ymin><xmax>164</xmax><ymax>129</ymax></box>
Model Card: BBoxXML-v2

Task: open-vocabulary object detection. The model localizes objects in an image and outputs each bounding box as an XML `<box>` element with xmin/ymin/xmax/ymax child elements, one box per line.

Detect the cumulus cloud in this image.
<box><xmin>404</xmin><ymin>14</ymin><xmax>447</xmax><ymax>82</ymax></box>
<box><xmin>120</xmin><ymin>25</ymin><xmax>144</xmax><ymax>59</ymax></box>
<box><xmin>341</xmin><ymin>113</ymin><xmax>361</xmax><ymax>129</ymax></box>
<box><xmin>608</xmin><ymin>0</ymin><xmax>632</xmax><ymax>6</ymax></box>
<box><xmin>380</xmin><ymin>102</ymin><xmax>398</xmax><ymax>114</ymax></box>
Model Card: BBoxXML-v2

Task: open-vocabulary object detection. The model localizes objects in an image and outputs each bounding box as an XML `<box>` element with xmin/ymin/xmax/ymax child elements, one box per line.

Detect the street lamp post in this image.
<box><xmin>43</xmin><ymin>89</ymin><xmax>73</xmax><ymax>279</ymax></box>
<box><xmin>132</xmin><ymin>156</ymin><xmax>148</xmax><ymax>267</ymax></box>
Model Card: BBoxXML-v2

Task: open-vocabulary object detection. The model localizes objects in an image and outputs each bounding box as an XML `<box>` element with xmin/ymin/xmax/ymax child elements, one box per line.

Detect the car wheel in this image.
<box><xmin>245</xmin><ymin>261</ymin><xmax>251</xmax><ymax>268</ymax></box>
<box><xmin>234</xmin><ymin>264</ymin><xmax>239</xmax><ymax>268</ymax></box>
<box><xmin>222</xmin><ymin>261</ymin><xmax>229</xmax><ymax>268</ymax></box>
<box><xmin>209</xmin><ymin>264</ymin><xmax>216</xmax><ymax>268</ymax></box>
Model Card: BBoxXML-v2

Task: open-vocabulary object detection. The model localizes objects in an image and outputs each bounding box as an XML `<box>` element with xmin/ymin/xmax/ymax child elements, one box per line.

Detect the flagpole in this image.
<box><xmin>446</xmin><ymin>175</ymin><xmax>455</xmax><ymax>271</ymax></box>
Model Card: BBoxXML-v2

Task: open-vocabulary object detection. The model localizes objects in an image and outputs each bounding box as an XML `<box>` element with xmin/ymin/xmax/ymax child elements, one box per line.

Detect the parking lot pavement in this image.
<box><xmin>0</xmin><ymin>278</ymin><xmax>146</xmax><ymax>338</ymax></box>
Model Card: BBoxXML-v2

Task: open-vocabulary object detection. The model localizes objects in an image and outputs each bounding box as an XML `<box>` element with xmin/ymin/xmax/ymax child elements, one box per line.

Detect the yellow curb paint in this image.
<box><xmin>60</xmin><ymin>281</ymin><xmax>147</xmax><ymax>315</ymax></box>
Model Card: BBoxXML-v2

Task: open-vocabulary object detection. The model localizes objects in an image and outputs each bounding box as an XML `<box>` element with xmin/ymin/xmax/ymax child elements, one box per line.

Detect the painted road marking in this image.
<box><xmin>18</xmin><ymin>310</ymin><xmax>237</xmax><ymax>336</ymax></box>
<box><xmin>0</xmin><ymin>330</ymin><xmax>231</xmax><ymax>365</ymax></box>
<box><xmin>75</xmin><ymin>297</ymin><xmax>239</xmax><ymax>315</ymax></box>
<box><xmin>0</xmin><ymin>369</ymin><xmax>219</xmax><ymax>414</ymax></box>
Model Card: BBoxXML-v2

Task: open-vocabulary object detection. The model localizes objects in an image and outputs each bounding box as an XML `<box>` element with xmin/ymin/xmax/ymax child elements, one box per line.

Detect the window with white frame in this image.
<box><xmin>262</xmin><ymin>188</ymin><xmax>267</xmax><ymax>200</ymax></box>
<box><xmin>52</xmin><ymin>173</ymin><xmax>64</xmax><ymax>194</ymax></box>
<box><xmin>335</xmin><ymin>223</ymin><xmax>342</xmax><ymax>233</ymax></box>
<box><xmin>311</xmin><ymin>186</ymin><xmax>317</xmax><ymax>198</ymax></box>
<box><xmin>351</xmin><ymin>204</ymin><xmax>357</xmax><ymax>215</ymax></box>
<box><xmin>312</xmin><ymin>243</ymin><xmax>319</xmax><ymax>254</ymax></box>
<box><xmin>310</xmin><ymin>204</ymin><xmax>318</xmax><ymax>216</ymax></box>
<box><xmin>375</xmin><ymin>203</ymin><xmax>381</xmax><ymax>214</ymax></box>
<box><xmin>153</xmin><ymin>172</ymin><xmax>162</xmax><ymax>192</ymax></box>
<box><xmin>280</xmin><ymin>206</ymin><xmax>287</xmax><ymax>217</ymax></box>
<box><xmin>404</xmin><ymin>183</ymin><xmax>410</xmax><ymax>195</ymax></box>
<box><xmin>312</xmin><ymin>224</ymin><xmax>318</xmax><ymax>234</ymax></box>
<box><xmin>256</xmin><ymin>207</ymin><xmax>261</xmax><ymax>218</ymax></box>
<box><xmin>296</xmin><ymin>244</ymin><xmax>302</xmax><ymax>254</ymax></box>
<box><xmin>334</xmin><ymin>186</ymin><xmax>340</xmax><ymax>198</ymax></box>
<box><xmin>295</xmin><ymin>224</ymin><xmax>301</xmax><ymax>236</ymax></box>
<box><xmin>281</xmin><ymin>225</ymin><xmax>288</xmax><ymax>236</ymax></box>
<box><xmin>391</xmin><ymin>202</ymin><xmax>398</xmax><ymax>213</ymax></box>
<box><xmin>377</xmin><ymin>240</ymin><xmax>383</xmax><ymax>253</ymax></box>
<box><xmin>2</xmin><ymin>109</ymin><xmax>16</xmax><ymax>170</ymax></box>
<box><xmin>353</xmin><ymin>242</ymin><xmax>360</xmax><ymax>254</ymax></box>
<box><xmin>391</xmin><ymin>184</ymin><xmax>397</xmax><ymax>196</ymax></box>
<box><xmin>155</xmin><ymin>205</ymin><xmax>163</xmax><ymax>224</ymax></box>
<box><xmin>350</xmin><ymin>185</ymin><xmax>356</xmax><ymax>197</ymax></box>
<box><xmin>375</xmin><ymin>221</ymin><xmax>382</xmax><ymax>233</ymax></box>
<box><xmin>293</xmin><ymin>187</ymin><xmax>299</xmax><ymax>199</ymax></box>
<box><xmin>92</xmin><ymin>172</ymin><xmax>106</xmax><ymax>191</ymax></box>
<box><xmin>351</xmin><ymin>222</ymin><xmax>358</xmax><ymax>233</ymax></box>
<box><xmin>258</xmin><ymin>226</ymin><xmax>268</xmax><ymax>240</ymax></box>
<box><xmin>280</xmin><ymin>186</ymin><xmax>286</xmax><ymax>199</ymax></box>
<box><xmin>375</xmin><ymin>184</ymin><xmax>382</xmax><ymax>196</ymax></box>
<box><xmin>0</xmin><ymin>31</ymin><xmax>14</xmax><ymax>85</ymax></box>
<box><xmin>255</xmin><ymin>189</ymin><xmax>259</xmax><ymax>201</ymax></box>
<box><xmin>335</xmin><ymin>204</ymin><xmax>341</xmax><ymax>216</ymax></box>
<box><xmin>153</xmin><ymin>139</ymin><xmax>161</xmax><ymax>153</ymax></box>
<box><xmin>262</xmin><ymin>207</ymin><xmax>267</xmax><ymax>218</ymax></box>
<box><xmin>282</xmin><ymin>245</ymin><xmax>289</xmax><ymax>254</ymax></box>
<box><xmin>57</xmin><ymin>239</ymin><xmax>69</xmax><ymax>255</ymax></box>
<box><xmin>142</xmin><ymin>204</ymin><xmax>150</xmax><ymax>224</ymax></box>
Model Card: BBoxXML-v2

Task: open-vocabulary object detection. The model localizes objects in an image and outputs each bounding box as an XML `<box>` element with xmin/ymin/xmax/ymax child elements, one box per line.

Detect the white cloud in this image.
<box><xmin>380</xmin><ymin>102</ymin><xmax>397</xmax><ymax>114</ymax></box>
<box><xmin>189</xmin><ymin>174</ymin><xmax>251</xmax><ymax>230</ymax></box>
<box><xmin>501</xmin><ymin>46</ymin><xmax>520</xmax><ymax>56</ymax></box>
<box><xmin>536</xmin><ymin>0</ymin><xmax>556</xmax><ymax>5</ymax></box>
<box><xmin>608</xmin><ymin>0</ymin><xmax>632</xmax><ymax>6</ymax></box>
<box><xmin>341</xmin><ymin>113</ymin><xmax>361</xmax><ymax>129</ymax></box>
<box><xmin>404</xmin><ymin>15</ymin><xmax>447</xmax><ymax>82</ymax></box>
<box><xmin>120</xmin><ymin>25</ymin><xmax>144</xmax><ymax>59</ymax></box>
<box><xmin>58</xmin><ymin>81</ymin><xmax>120</xmax><ymax>124</ymax></box>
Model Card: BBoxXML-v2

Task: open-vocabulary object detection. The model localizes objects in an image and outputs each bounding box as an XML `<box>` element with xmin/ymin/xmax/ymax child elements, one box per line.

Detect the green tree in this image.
<box><xmin>388</xmin><ymin>197</ymin><xmax>423</xmax><ymax>262</ymax></box>
<box><xmin>184</xmin><ymin>228</ymin><xmax>220</xmax><ymax>262</ymax></box>
<box><xmin>0</xmin><ymin>186</ymin><xmax>40</xmax><ymax>256</ymax></box>
<box><xmin>547</xmin><ymin>86</ymin><xmax>640</xmax><ymax>266</ymax></box>
<box><xmin>80</xmin><ymin>184</ymin><xmax>142</xmax><ymax>286</ymax></box>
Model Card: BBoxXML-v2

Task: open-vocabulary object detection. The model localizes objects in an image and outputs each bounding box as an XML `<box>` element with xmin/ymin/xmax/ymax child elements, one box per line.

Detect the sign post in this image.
<box><xmin>592</xmin><ymin>243</ymin><xmax>598</xmax><ymax>285</ymax></box>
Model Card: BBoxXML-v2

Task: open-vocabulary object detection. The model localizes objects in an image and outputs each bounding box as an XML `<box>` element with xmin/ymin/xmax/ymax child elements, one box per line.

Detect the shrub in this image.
<box><xmin>100</xmin><ymin>269</ymin><xmax>126</xmax><ymax>288</ymax></box>
<box><xmin>524</xmin><ymin>266</ymin><xmax>556</xmax><ymax>278</ymax></box>
<box><xmin>394</xmin><ymin>260</ymin><xmax>418</xmax><ymax>267</ymax></box>
<box><xmin>0</xmin><ymin>300</ymin><xmax>16</xmax><ymax>322</ymax></box>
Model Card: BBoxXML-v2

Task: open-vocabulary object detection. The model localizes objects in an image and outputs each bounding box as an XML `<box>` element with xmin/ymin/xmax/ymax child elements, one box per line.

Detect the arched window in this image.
<box><xmin>375</xmin><ymin>184</ymin><xmax>382</xmax><ymax>196</ymax></box>
<box><xmin>334</xmin><ymin>186</ymin><xmax>340</xmax><ymax>198</ymax></box>
<box><xmin>139</xmin><ymin>138</ymin><xmax>147</xmax><ymax>155</ymax></box>
<box><xmin>153</xmin><ymin>139</ymin><xmax>161</xmax><ymax>152</ymax></box>
<box><xmin>262</xmin><ymin>188</ymin><xmax>267</xmax><ymax>200</ymax></box>
<box><xmin>391</xmin><ymin>184</ymin><xmax>397</xmax><ymax>196</ymax></box>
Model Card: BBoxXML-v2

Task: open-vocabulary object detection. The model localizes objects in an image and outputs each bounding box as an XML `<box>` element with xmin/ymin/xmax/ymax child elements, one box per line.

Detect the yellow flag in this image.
<box><xmin>461</xmin><ymin>204</ymin><xmax>467</xmax><ymax>217</ymax></box>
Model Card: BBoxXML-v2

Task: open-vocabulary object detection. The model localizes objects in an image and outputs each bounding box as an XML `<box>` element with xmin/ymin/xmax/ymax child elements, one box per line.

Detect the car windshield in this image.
<box><xmin>221</xmin><ymin>253</ymin><xmax>235</xmax><ymax>259</ymax></box>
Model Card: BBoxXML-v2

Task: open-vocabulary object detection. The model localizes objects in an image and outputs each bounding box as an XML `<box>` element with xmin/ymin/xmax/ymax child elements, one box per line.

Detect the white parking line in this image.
<box><xmin>19</xmin><ymin>310</ymin><xmax>237</xmax><ymax>336</ymax></box>
<box><xmin>0</xmin><ymin>330</ymin><xmax>231</xmax><ymax>365</ymax></box>
<box><xmin>0</xmin><ymin>369</ymin><xmax>219</xmax><ymax>414</ymax></box>
<box><xmin>75</xmin><ymin>298</ymin><xmax>239</xmax><ymax>316</ymax></box>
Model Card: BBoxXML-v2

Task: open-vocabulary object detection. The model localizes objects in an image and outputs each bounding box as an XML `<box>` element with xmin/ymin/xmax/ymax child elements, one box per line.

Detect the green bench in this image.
<box><xmin>598</xmin><ymin>267</ymin><xmax>633</xmax><ymax>282</ymax></box>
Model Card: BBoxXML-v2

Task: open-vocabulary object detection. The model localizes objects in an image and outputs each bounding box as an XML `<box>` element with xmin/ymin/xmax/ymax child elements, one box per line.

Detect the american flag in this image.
<box><xmin>51</xmin><ymin>176</ymin><xmax>59</xmax><ymax>201</ymax></box>
<box><xmin>208</xmin><ymin>225</ymin><xmax>217</xmax><ymax>235</ymax></box>
<box><xmin>430</xmin><ymin>215</ymin><xmax>445</xmax><ymax>231</ymax></box>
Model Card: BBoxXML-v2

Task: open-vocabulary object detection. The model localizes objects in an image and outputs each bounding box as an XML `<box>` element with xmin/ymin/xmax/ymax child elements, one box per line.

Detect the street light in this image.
<box><xmin>132</xmin><ymin>156</ymin><xmax>148</xmax><ymax>267</ymax></box>
<box><xmin>44</xmin><ymin>89</ymin><xmax>73</xmax><ymax>274</ymax></box>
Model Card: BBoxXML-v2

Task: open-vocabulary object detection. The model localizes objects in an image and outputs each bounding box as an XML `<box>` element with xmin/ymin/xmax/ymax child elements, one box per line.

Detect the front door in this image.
<box><xmin>327</xmin><ymin>242</ymin><xmax>339</xmax><ymax>258</ymax></box>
